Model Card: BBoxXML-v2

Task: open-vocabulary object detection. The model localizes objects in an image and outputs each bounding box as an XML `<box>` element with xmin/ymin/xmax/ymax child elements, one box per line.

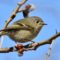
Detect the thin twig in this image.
<box><xmin>4</xmin><ymin>0</ymin><xmax>27</xmax><ymax>28</ymax></box>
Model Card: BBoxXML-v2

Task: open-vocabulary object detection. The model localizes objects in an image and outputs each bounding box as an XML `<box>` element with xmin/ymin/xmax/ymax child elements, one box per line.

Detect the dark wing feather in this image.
<box><xmin>0</xmin><ymin>23</ymin><xmax>34</xmax><ymax>32</ymax></box>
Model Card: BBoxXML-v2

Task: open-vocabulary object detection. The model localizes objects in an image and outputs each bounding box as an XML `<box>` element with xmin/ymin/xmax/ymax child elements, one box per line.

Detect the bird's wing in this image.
<box><xmin>0</xmin><ymin>22</ymin><xmax>34</xmax><ymax>32</ymax></box>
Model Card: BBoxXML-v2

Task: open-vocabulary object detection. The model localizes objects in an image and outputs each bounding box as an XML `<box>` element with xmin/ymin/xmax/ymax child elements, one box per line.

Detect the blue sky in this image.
<box><xmin>0</xmin><ymin>0</ymin><xmax>60</xmax><ymax>60</ymax></box>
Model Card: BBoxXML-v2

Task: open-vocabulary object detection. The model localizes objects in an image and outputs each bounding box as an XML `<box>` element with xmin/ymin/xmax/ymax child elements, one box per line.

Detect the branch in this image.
<box><xmin>3</xmin><ymin>0</ymin><xmax>27</xmax><ymax>28</ymax></box>
<box><xmin>0</xmin><ymin>48</ymin><xmax>13</xmax><ymax>53</ymax></box>
<box><xmin>0</xmin><ymin>32</ymin><xmax>60</xmax><ymax>55</ymax></box>
<box><xmin>24</xmin><ymin>32</ymin><xmax>60</xmax><ymax>50</ymax></box>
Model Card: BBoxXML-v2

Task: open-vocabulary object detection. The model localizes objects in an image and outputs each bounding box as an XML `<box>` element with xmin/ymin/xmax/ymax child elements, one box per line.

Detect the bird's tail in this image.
<box><xmin>0</xmin><ymin>30</ymin><xmax>6</xmax><ymax>37</ymax></box>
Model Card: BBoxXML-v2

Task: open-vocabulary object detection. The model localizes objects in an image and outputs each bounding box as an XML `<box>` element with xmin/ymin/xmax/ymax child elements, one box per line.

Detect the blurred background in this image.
<box><xmin>0</xmin><ymin>0</ymin><xmax>60</xmax><ymax>60</ymax></box>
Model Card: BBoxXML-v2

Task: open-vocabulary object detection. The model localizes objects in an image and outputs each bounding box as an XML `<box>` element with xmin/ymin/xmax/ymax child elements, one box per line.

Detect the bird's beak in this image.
<box><xmin>43</xmin><ymin>23</ymin><xmax>47</xmax><ymax>25</ymax></box>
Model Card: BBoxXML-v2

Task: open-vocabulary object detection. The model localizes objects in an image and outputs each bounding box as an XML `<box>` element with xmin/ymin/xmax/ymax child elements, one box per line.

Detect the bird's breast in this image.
<box><xmin>8</xmin><ymin>30</ymin><xmax>35</xmax><ymax>42</ymax></box>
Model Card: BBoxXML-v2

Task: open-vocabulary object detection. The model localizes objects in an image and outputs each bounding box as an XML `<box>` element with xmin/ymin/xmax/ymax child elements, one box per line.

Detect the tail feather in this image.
<box><xmin>0</xmin><ymin>31</ymin><xmax>6</xmax><ymax>37</ymax></box>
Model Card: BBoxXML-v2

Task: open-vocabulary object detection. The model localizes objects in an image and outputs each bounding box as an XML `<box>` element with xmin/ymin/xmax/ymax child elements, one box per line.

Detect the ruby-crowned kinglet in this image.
<box><xmin>0</xmin><ymin>16</ymin><xmax>46</xmax><ymax>43</ymax></box>
<box><xmin>0</xmin><ymin>4</ymin><xmax>47</xmax><ymax>43</ymax></box>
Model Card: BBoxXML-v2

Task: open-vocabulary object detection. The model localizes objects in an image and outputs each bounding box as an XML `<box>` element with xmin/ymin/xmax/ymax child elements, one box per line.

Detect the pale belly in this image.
<box><xmin>8</xmin><ymin>30</ymin><xmax>34</xmax><ymax>43</ymax></box>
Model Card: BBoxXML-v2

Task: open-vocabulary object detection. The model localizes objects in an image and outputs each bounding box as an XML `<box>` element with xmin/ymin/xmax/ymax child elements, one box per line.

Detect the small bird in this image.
<box><xmin>0</xmin><ymin>4</ymin><xmax>47</xmax><ymax>43</ymax></box>
<box><xmin>0</xmin><ymin>16</ymin><xmax>46</xmax><ymax>43</ymax></box>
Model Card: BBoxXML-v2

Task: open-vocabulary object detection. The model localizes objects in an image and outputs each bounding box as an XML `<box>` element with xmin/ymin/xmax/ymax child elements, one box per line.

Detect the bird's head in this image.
<box><xmin>28</xmin><ymin>16</ymin><xmax>47</xmax><ymax>32</ymax></box>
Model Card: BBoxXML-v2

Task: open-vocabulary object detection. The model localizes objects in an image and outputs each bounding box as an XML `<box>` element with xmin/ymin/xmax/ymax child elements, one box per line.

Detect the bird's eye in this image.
<box><xmin>36</xmin><ymin>20</ymin><xmax>39</xmax><ymax>23</ymax></box>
